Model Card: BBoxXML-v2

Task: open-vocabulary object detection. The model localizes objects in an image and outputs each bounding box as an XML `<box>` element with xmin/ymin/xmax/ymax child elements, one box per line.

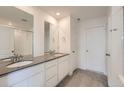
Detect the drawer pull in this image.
<box><xmin>113</xmin><ymin>28</ymin><xmax>117</xmax><ymax>31</ymax></box>
<box><xmin>106</xmin><ymin>53</ymin><xmax>111</xmax><ymax>56</ymax></box>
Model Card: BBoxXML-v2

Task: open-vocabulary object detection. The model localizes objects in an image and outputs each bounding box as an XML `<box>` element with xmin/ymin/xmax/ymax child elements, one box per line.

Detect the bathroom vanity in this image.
<box><xmin>0</xmin><ymin>53</ymin><xmax>70</xmax><ymax>87</ymax></box>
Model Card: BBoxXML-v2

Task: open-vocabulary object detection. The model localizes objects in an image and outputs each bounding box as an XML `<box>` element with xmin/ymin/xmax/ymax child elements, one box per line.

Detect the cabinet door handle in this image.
<box><xmin>72</xmin><ymin>51</ymin><xmax>75</xmax><ymax>53</ymax></box>
<box><xmin>113</xmin><ymin>28</ymin><xmax>117</xmax><ymax>31</ymax></box>
<box><xmin>106</xmin><ymin>53</ymin><xmax>111</xmax><ymax>56</ymax></box>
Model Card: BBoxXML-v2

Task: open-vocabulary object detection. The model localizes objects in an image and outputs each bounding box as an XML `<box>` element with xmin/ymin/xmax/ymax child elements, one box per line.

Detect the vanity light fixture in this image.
<box><xmin>56</xmin><ymin>12</ymin><xmax>60</xmax><ymax>16</ymax></box>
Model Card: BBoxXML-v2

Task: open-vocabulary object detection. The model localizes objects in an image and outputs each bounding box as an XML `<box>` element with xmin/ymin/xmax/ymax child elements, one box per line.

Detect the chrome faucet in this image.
<box><xmin>48</xmin><ymin>50</ymin><xmax>55</xmax><ymax>54</ymax></box>
<box><xmin>11</xmin><ymin>50</ymin><xmax>24</xmax><ymax>63</ymax></box>
<box><xmin>0</xmin><ymin>50</ymin><xmax>23</xmax><ymax>63</ymax></box>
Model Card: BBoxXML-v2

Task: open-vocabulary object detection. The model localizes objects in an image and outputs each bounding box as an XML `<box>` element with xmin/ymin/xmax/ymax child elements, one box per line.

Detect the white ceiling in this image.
<box><xmin>38</xmin><ymin>6</ymin><xmax>108</xmax><ymax>20</ymax></box>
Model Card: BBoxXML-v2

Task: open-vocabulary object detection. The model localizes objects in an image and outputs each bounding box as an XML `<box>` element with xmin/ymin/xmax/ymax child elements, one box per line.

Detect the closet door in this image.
<box><xmin>86</xmin><ymin>27</ymin><xmax>106</xmax><ymax>74</ymax></box>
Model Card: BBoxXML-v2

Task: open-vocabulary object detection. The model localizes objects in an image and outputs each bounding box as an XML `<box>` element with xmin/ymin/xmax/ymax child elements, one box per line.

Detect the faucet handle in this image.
<box><xmin>19</xmin><ymin>55</ymin><xmax>24</xmax><ymax>62</ymax></box>
<box><xmin>11</xmin><ymin>50</ymin><xmax>18</xmax><ymax>57</ymax></box>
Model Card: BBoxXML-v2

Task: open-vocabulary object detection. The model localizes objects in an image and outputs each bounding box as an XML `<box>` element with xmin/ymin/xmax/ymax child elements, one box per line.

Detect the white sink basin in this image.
<box><xmin>54</xmin><ymin>54</ymin><xmax>62</xmax><ymax>57</ymax></box>
<box><xmin>7</xmin><ymin>61</ymin><xmax>33</xmax><ymax>68</ymax></box>
<box><xmin>2</xmin><ymin>59</ymin><xmax>11</xmax><ymax>62</ymax></box>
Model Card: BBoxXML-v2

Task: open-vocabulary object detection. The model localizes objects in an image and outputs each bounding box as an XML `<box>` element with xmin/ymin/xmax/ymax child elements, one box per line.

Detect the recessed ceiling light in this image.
<box><xmin>56</xmin><ymin>12</ymin><xmax>60</xmax><ymax>16</ymax></box>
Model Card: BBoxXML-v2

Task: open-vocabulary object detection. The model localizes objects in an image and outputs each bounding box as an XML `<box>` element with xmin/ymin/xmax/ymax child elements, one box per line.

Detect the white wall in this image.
<box><xmin>15</xmin><ymin>6</ymin><xmax>58</xmax><ymax>57</ymax></box>
<box><xmin>70</xmin><ymin>16</ymin><xmax>78</xmax><ymax>72</ymax></box>
<box><xmin>77</xmin><ymin>17</ymin><xmax>107</xmax><ymax>74</ymax></box>
<box><xmin>70</xmin><ymin>17</ymin><xmax>78</xmax><ymax>55</ymax></box>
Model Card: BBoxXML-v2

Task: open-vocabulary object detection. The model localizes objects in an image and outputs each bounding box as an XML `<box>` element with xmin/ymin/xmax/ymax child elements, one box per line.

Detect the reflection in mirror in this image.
<box><xmin>44</xmin><ymin>21</ymin><xmax>58</xmax><ymax>54</ymax></box>
<box><xmin>44</xmin><ymin>21</ymin><xmax>50</xmax><ymax>53</ymax></box>
<box><xmin>0</xmin><ymin>6</ymin><xmax>33</xmax><ymax>60</ymax></box>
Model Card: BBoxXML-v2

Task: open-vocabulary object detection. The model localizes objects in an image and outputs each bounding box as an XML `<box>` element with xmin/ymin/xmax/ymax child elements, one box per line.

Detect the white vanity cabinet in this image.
<box><xmin>0</xmin><ymin>55</ymin><xmax>70</xmax><ymax>87</ymax></box>
<box><xmin>44</xmin><ymin>55</ymin><xmax>70</xmax><ymax>87</ymax></box>
<box><xmin>0</xmin><ymin>64</ymin><xmax>45</xmax><ymax>87</ymax></box>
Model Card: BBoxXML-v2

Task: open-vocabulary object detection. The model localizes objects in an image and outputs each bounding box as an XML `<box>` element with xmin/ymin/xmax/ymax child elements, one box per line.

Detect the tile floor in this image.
<box><xmin>57</xmin><ymin>69</ymin><xmax>108</xmax><ymax>87</ymax></box>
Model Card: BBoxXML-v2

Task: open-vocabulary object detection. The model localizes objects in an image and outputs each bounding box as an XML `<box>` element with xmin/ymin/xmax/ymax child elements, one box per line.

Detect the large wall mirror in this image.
<box><xmin>44</xmin><ymin>21</ymin><xmax>59</xmax><ymax>53</ymax></box>
<box><xmin>0</xmin><ymin>6</ymin><xmax>33</xmax><ymax>60</ymax></box>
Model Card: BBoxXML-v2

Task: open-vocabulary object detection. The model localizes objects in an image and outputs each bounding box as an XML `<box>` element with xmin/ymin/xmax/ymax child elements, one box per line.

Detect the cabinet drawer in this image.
<box><xmin>0</xmin><ymin>77</ymin><xmax>9</xmax><ymax>87</ymax></box>
<box><xmin>45</xmin><ymin>60</ymin><xmax>57</xmax><ymax>69</ymax></box>
<box><xmin>46</xmin><ymin>65</ymin><xmax>57</xmax><ymax>81</ymax></box>
<box><xmin>58</xmin><ymin>56</ymin><xmax>68</xmax><ymax>63</ymax></box>
<box><xmin>46</xmin><ymin>76</ymin><xmax>57</xmax><ymax>87</ymax></box>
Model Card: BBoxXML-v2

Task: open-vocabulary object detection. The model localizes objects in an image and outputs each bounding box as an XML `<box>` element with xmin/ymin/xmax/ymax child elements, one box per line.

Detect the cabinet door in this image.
<box><xmin>69</xmin><ymin>53</ymin><xmax>77</xmax><ymax>74</ymax></box>
<box><xmin>45</xmin><ymin>65</ymin><xmax>57</xmax><ymax>81</ymax></box>
<box><xmin>0</xmin><ymin>76</ymin><xmax>9</xmax><ymax>87</ymax></box>
<box><xmin>58</xmin><ymin>60</ymin><xmax>69</xmax><ymax>82</ymax></box>
<box><xmin>11</xmin><ymin>71</ymin><xmax>45</xmax><ymax>87</ymax></box>
<box><xmin>46</xmin><ymin>76</ymin><xmax>57</xmax><ymax>87</ymax></box>
<box><xmin>12</xmin><ymin>80</ymin><xmax>28</xmax><ymax>87</ymax></box>
<box><xmin>28</xmin><ymin>73</ymin><xmax>45</xmax><ymax>87</ymax></box>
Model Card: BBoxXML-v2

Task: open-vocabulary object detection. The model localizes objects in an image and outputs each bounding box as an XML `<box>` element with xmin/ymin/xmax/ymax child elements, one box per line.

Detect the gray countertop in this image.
<box><xmin>0</xmin><ymin>53</ymin><xmax>69</xmax><ymax>77</ymax></box>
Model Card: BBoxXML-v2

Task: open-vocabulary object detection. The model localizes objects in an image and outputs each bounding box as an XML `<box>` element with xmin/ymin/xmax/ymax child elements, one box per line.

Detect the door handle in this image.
<box><xmin>106</xmin><ymin>53</ymin><xmax>111</xmax><ymax>56</ymax></box>
<box><xmin>72</xmin><ymin>51</ymin><xmax>75</xmax><ymax>53</ymax></box>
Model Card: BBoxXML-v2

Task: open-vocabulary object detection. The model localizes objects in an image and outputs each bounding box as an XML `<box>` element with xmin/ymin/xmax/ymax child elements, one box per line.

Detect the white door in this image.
<box><xmin>86</xmin><ymin>27</ymin><xmax>106</xmax><ymax>74</ymax></box>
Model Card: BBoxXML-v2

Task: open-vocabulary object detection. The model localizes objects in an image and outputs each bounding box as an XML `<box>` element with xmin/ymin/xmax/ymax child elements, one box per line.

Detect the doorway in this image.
<box><xmin>85</xmin><ymin>26</ymin><xmax>106</xmax><ymax>74</ymax></box>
